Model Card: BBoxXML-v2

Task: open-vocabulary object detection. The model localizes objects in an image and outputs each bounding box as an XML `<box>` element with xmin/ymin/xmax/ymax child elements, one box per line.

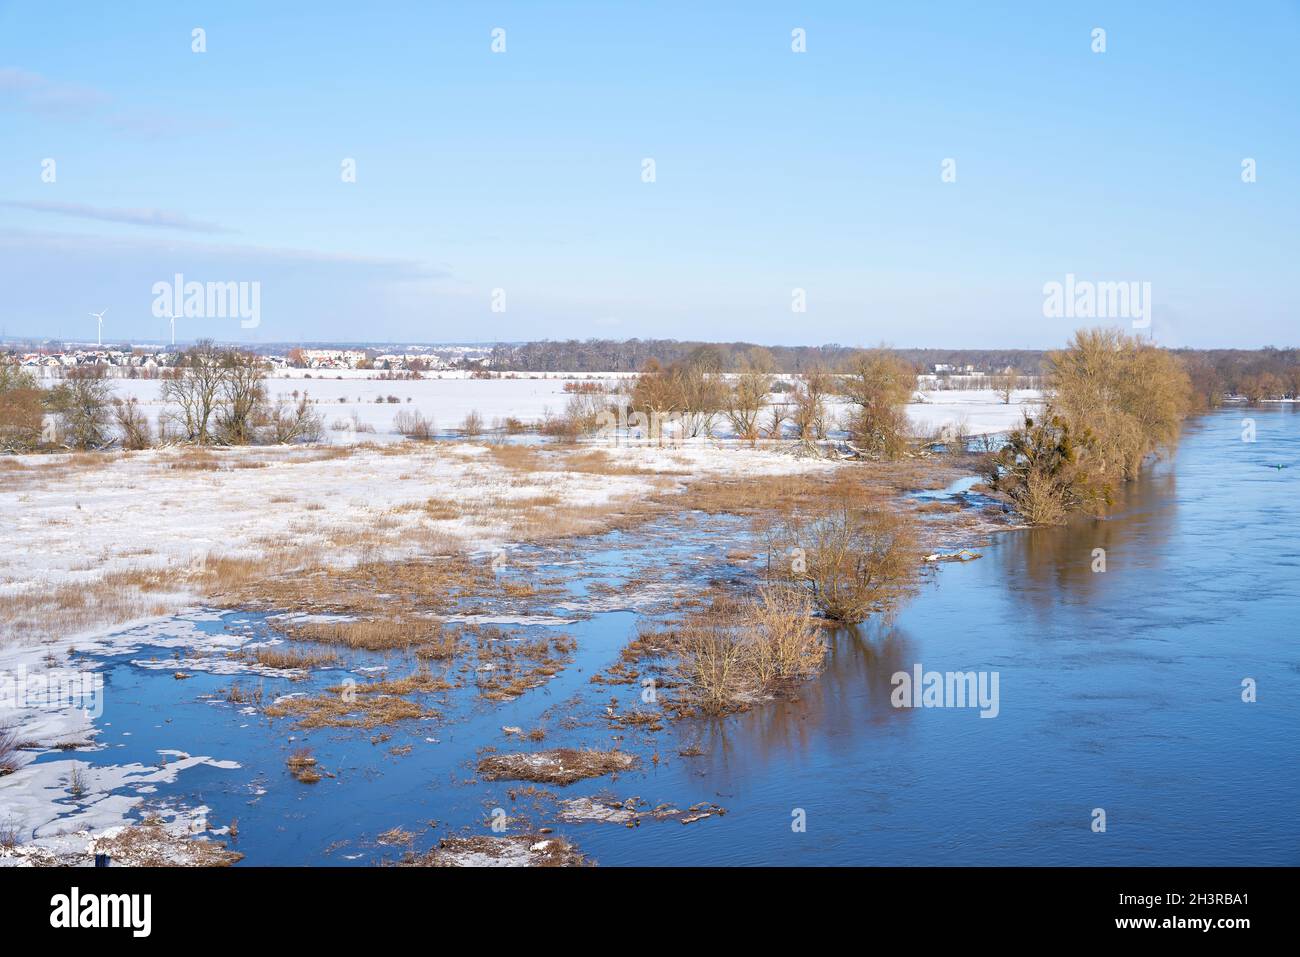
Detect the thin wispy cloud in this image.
<box><xmin>2</xmin><ymin>200</ymin><xmax>233</xmax><ymax>234</ymax></box>
<box><xmin>0</xmin><ymin>65</ymin><xmax>192</xmax><ymax>136</ymax></box>
<box><xmin>0</xmin><ymin>226</ymin><xmax>450</xmax><ymax>279</ymax></box>
<box><xmin>0</xmin><ymin>66</ymin><xmax>110</xmax><ymax>116</ymax></box>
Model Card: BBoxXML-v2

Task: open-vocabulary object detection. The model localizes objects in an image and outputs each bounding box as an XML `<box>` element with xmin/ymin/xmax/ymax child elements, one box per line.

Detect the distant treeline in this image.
<box><xmin>486</xmin><ymin>338</ymin><xmax>1300</xmax><ymax>388</ymax></box>
<box><xmin>486</xmin><ymin>339</ymin><xmax>1050</xmax><ymax>374</ymax></box>
<box><xmin>1170</xmin><ymin>346</ymin><xmax>1300</xmax><ymax>404</ymax></box>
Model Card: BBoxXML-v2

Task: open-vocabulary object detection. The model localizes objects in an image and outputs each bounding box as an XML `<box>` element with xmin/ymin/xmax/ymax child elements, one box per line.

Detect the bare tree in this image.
<box><xmin>726</xmin><ymin>347</ymin><xmax>774</xmax><ymax>442</ymax></box>
<box><xmin>630</xmin><ymin>358</ymin><xmax>681</xmax><ymax>445</ymax></box>
<box><xmin>161</xmin><ymin>341</ymin><xmax>225</xmax><ymax>444</ymax></box>
<box><xmin>673</xmin><ymin>349</ymin><xmax>728</xmax><ymax>438</ymax></box>
<box><xmin>215</xmin><ymin>350</ymin><xmax>268</xmax><ymax>445</ymax></box>
<box><xmin>839</xmin><ymin>349</ymin><xmax>915</xmax><ymax>458</ymax></box>
<box><xmin>993</xmin><ymin>366</ymin><xmax>1018</xmax><ymax>404</ymax></box>
<box><xmin>792</xmin><ymin>365</ymin><xmax>832</xmax><ymax>441</ymax></box>
<box><xmin>49</xmin><ymin>370</ymin><xmax>114</xmax><ymax>450</ymax></box>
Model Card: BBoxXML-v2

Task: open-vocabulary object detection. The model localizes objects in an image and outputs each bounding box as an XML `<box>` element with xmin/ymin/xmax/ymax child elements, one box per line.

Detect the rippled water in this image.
<box><xmin>21</xmin><ymin>407</ymin><xmax>1297</xmax><ymax>865</ymax></box>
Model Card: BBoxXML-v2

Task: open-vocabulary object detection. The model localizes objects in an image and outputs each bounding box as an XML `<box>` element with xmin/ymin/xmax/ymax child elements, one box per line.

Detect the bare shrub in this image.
<box><xmin>746</xmin><ymin>586</ymin><xmax>824</xmax><ymax>689</ymax></box>
<box><xmin>678</xmin><ymin>619</ymin><xmax>750</xmax><ymax>714</ymax></box>
<box><xmin>562</xmin><ymin>392</ymin><xmax>607</xmax><ymax>437</ymax></box>
<box><xmin>0</xmin><ymin>362</ymin><xmax>43</xmax><ymax>452</ymax></box>
<box><xmin>791</xmin><ymin>365</ymin><xmax>832</xmax><ymax>441</ymax></box>
<box><xmin>773</xmin><ymin>505</ymin><xmax>920</xmax><ymax>622</ymax></box>
<box><xmin>630</xmin><ymin>350</ymin><xmax>726</xmax><ymax>440</ymax></box>
<box><xmin>264</xmin><ymin>393</ymin><xmax>324</xmax><ymax>444</ymax></box>
<box><xmin>0</xmin><ymin>726</ymin><xmax>20</xmax><ymax>776</ymax></box>
<box><xmin>947</xmin><ymin>416</ymin><xmax>971</xmax><ymax>454</ymax></box>
<box><xmin>394</xmin><ymin>409</ymin><xmax>434</xmax><ymax>440</ymax></box>
<box><xmin>113</xmin><ymin>397</ymin><xmax>153</xmax><ymax>450</ymax></box>
<box><xmin>989</xmin><ymin>410</ymin><xmax>1110</xmax><ymax>525</ymax></box>
<box><xmin>461</xmin><ymin>409</ymin><xmax>484</xmax><ymax>437</ymax></box>
<box><xmin>65</xmin><ymin>761</ymin><xmax>89</xmax><ymax>798</ymax></box>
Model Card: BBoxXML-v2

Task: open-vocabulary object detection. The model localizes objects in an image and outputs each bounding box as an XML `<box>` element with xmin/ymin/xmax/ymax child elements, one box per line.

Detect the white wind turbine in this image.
<box><xmin>90</xmin><ymin>309</ymin><xmax>107</xmax><ymax>346</ymax></box>
<box><xmin>163</xmin><ymin>308</ymin><xmax>178</xmax><ymax>346</ymax></box>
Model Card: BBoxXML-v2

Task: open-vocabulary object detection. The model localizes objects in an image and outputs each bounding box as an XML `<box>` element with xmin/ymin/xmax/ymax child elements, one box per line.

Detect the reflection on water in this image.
<box><xmin>596</xmin><ymin>408</ymin><xmax>1298</xmax><ymax>865</ymax></box>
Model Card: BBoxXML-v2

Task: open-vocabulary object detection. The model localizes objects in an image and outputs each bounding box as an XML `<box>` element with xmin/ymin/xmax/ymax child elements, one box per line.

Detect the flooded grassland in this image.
<box><xmin>7</xmin><ymin>410</ymin><xmax>1293</xmax><ymax>866</ymax></box>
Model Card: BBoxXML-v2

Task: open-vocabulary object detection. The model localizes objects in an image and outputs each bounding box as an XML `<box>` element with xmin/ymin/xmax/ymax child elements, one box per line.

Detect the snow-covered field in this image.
<box><xmin>92</xmin><ymin>375</ymin><xmax>1038</xmax><ymax>443</ymax></box>
<box><xmin>0</xmin><ymin>440</ymin><xmax>844</xmax><ymax>652</ymax></box>
<box><xmin>909</xmin><ymin>389</ymin><xmax>1041</xmax><ymax>437</ymax></box>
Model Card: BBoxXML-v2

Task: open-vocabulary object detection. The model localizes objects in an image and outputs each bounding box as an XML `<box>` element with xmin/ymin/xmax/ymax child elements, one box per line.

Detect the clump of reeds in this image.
<box><xmin>674</xmin><ymin>585</ymin><xmax>826</xmax><ymax>715</ymax></box>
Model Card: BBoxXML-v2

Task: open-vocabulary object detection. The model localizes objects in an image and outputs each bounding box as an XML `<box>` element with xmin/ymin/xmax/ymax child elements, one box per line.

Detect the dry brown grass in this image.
<box><xmin>286</xmin><ymin>748</ymin><xmax>323</xmax><ymax>783</ymax></box>
<box><xmin>252</xmin><ymin>646</ymin><xmax>338</xmax><ymax>670</ymax></box>
<box><xmin>471</xmin><ymin>632</ymin><xmax>574</xmax><ymax>701</ymax></box>
<box><xmin>91</xmin><ymin>823</ymin><xmax>243</xmax><ymax>867</ymax></box>
<box><xmin>476</xmin><ymin>748</ymin><xmax>637</xmax><ymax>785</ymax></box>
<box><xmin>558</xmin><ymin>450</ymin><xmax>680</xmax><ymax>477</ymax></box>
<box><xmin>331</xmin><ymin>666</ymin><xmax>452</xmax><ymax>696</ymax></box>
<box><xmin>285</xmin><ymin>618</ymin><xmax>444</xmax><ymax>652</ymax></box>
<box><xmin>222</xmin><ymin>681</ymin><xmax>263</xmax><ymax>705</ymax></box>
<box><xmin>485</xmin><ymin>443</ymin><xmax>543</xmax><ymax>471</ymax></box>
<box><xmin>264</xmin><ymin>691</ymin><xmax>433</xmax><ymax>730</ymax></box>
<box><xmin>169</xmin><ymin>449</ymin><xmax>220</xmax><ymax>470</ymax></box>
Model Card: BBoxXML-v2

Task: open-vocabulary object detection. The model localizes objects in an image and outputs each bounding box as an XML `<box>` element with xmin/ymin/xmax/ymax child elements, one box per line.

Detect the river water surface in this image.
<box><xmin>640</xmin><ymin>405</ymin><xmax>1299</xmax><ymax>865</ymax></box>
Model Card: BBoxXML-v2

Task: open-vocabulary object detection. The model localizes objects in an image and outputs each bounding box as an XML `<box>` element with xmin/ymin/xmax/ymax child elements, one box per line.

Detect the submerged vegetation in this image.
<box><xmin>673</xmin><ymin>586</ymin><xmax>827</xmax><ymax>714</ymax></box>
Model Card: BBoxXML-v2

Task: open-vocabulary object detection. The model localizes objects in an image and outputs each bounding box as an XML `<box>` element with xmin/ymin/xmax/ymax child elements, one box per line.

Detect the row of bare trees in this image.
<box><xmin>625</xmin><ymin>346</ymin><xmax>919</xmax><ymax>455</ymax></box>
<box><xmin>0</xmin><ymin>342</ymin><xmax>323</xmax><ymax>452</ymax></box>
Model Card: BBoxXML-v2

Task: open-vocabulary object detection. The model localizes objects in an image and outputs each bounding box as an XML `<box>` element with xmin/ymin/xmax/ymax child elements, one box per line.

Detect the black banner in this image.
<box><xmin>0</xmin><ymin>866</ymin><xmax>1281</xmax><ymax>942</ymax></box>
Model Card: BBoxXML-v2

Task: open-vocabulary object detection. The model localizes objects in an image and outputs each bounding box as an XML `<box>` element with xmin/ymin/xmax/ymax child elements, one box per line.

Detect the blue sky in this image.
<box><xmin>1</xmin><ymin>1</ymin><xmax>1296</xmax><ymax>348</ymax></box>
